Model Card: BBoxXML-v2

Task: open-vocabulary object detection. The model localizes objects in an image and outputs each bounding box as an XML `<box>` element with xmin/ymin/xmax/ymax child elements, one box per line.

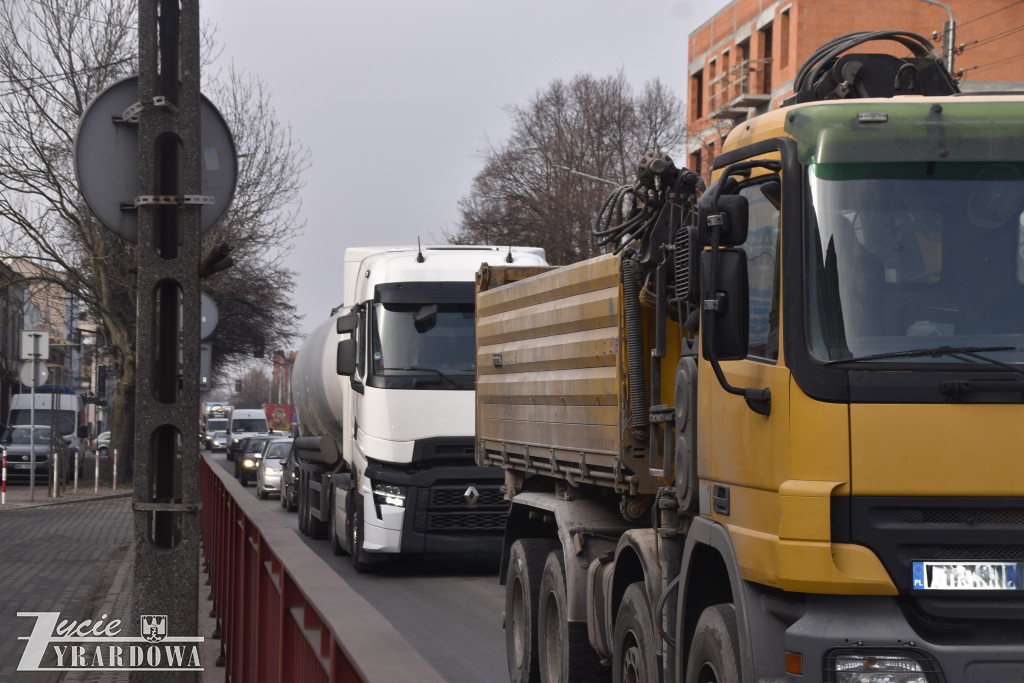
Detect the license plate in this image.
<box><xmin>912</xmin><ymin>561</ymin><xmax>1019</xmax><ymax>590</ymax></box>
<box><xmin>13</xmin><ymin>463</ymin><xmax>29</xmax><ymax>470</ymax></box>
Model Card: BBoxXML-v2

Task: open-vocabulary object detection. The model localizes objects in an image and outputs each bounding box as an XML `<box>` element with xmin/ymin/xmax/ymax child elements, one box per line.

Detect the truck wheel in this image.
<box><xmin>506</xmin><ymin>539</ymin><xmax>558</xmax><ymax>683</ymax></box>
<box><xmin>298</xmin><ymin>483</ymin><xmax>309</xmax><ymax>534</ymax></box>
<box><xmin>350</xmin><ymin>494</ymin><xmax>371</xmax><ymax>573</ymax></box>
<box><xmin>684</xmin><ymin>604</ymin><xmax>740</xmax><ymax>683</ymax></box>
<box><xmin>613</xmin><ymin>582</ymin><xmax>659</xmax><ymax>683</ymax></box>
<box><xmin>329</xmin><ymin>492</ymin><xmax>344</xmax><ymax>556</ymax></box>
<box><xmin>538</xmin><ymin>549</ymin><xmax>609</xmax><ymax>683</ymax></box>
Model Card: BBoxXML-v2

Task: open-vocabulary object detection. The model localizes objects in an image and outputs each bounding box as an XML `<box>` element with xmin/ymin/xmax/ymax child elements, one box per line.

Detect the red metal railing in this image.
<box><xmin>200</xmin><ymin>453</ymin><xmax>445</xmax><ymax>682</ymax></box>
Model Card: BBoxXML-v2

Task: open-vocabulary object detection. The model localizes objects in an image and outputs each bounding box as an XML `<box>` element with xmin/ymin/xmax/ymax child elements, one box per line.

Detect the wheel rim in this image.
<box><xmin>621</xmin><ymin>633</ymin><xmax>643</xmax><ymax>683</ymax></box>
<box><xmin>541</xmin><ymin>591</ymin><xmax>562</xmax><ymax>682</ymax></box>
<box><xmin>510</xmin><ymin>577</ymin><xmax>527</xmax><ymax>669</ymax></box>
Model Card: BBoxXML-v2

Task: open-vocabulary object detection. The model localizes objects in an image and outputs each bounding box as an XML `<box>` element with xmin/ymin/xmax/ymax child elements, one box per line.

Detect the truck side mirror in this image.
<box><xmin>700</xmin><ymin>248</ymin><xmax>749</xmax><ymax>361</ymax></box>
<box><xmin>337</xmin><ymin>338</ymin><xmax>356</xmax><ymax>376</ymax></box>
<box><xmin>336</xmin><ymin>312</ymin><xmax>358</xmax><ymax>335</ymax></box>
<box><xmin>697</xmin><ymin>193</ymin><xmax>749</xmax><ymax>247</ymax></box>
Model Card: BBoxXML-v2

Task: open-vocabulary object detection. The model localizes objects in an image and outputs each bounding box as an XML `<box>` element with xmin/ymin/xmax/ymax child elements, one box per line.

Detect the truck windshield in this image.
<box><xmin>206</xmin><ymin>419</ymin><xmax>227</xmax><ymax>432</ymax></box>
<box><xmin>9</xmin><ymin>409</ymin><xmax>74</xmax><ymax>434</ymax></box>
<box><xmin>370</xmin><ymin>302</ymin><xmax>476</xmax><ymax>387</ymax></box>
<box><xmin>805</xmin><ymin>160</ymin><xmax>1024</xmax><ymax>364</ymax></box>
<box><xmin>232</xmin><ymin>419</ymin><xmax>267</xmax><ymax>432</ymax></box>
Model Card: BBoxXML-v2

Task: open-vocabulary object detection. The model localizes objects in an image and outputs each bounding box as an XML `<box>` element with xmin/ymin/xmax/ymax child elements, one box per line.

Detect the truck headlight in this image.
<box><xmin>373</xmin><ymin>483</ymin><xmax>406</xmax><ymax>508</ymax></box>
<box><xmin>828</xmin><ymin>650</ymin><xmax>934</xmax><ymax>683</ymax></box>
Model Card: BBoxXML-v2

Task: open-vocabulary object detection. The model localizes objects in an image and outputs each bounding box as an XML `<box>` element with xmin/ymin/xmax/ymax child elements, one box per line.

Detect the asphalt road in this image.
<box><xmin>209</xmin><ymin>451</ymin><xmax>510</xmax><ymax>683</ymax></box>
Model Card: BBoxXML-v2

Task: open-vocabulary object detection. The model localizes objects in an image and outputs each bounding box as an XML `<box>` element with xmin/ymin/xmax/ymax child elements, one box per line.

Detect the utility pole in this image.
<box><xmin>131</xmin><ymin>1</ymin><xmax>202</xmax><ymax>679</ymax></box>
<box><xmin>919</xmin><ymin>0</ymin><xmax>956</xmax><ymax>74</ymax></box>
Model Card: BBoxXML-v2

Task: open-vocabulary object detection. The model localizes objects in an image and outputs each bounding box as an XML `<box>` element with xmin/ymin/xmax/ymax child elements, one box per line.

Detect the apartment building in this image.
<box><xmin>687</xmin><ymin>0</ymin><xmax>1024</xmax><ymax>177</ymax></box>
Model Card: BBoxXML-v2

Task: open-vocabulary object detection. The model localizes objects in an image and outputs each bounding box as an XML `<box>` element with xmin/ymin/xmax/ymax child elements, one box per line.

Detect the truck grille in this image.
<box><xmin>415</xmin><ymin>483</ymin><xmax>508</xmax><ymax>533</ymax></box>
<box><xmin>426</xmin><ymin>511</ymin><xmax>508</xmax><ymax>531</ymax></box>
<box><xmin>848</xmin><ymin>497</ymin><xmax>1024</xmax><ymax>621</ymax></box>
<box><xmin>430</xmin><ymin>486</ymin><xmax>506</xmax><ymax>508</ymax></box>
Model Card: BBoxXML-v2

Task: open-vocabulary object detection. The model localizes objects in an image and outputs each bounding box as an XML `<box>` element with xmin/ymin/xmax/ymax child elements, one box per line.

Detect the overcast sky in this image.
<box><xmin>199</xmin><ymin>0</ymin><xmax>726</xmax><ymax>339</ymax></box>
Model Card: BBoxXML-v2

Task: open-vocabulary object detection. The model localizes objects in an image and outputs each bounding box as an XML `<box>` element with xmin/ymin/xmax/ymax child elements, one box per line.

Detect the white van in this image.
<box><xmin>7</xmin><ymin>392</ymin><xmax>87</xmax><ymax>478</ymax></box>
<box><xmin>225</xmin><ymin>408</ymin><xmax>269</xmax><ymax>461</ymax></box>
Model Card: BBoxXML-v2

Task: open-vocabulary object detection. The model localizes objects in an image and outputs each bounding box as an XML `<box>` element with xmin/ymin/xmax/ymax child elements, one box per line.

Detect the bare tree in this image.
<box><xmin>0</xmin><ymin>0</ymin><xmax>308</xmax><ymax>479</ymax></box>
<box><xmin>230</xmin><ymin>365</ymin><xmax>271</xmax><ymax>410</ymax></box>
<box><xmin>448</xmin><ymin>72</ymin><xmax>686</xmax><ymax>265</ymax></box>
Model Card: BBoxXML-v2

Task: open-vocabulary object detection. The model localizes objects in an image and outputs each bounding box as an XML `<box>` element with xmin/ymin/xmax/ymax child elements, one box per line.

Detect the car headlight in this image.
<box><xmin>233</xmin><ymin>438</ymin><xmax>240</xmax><ymax>445</ymax></box>
<box><xmin>827</xmin><ymin>650</ymin><xmax>934</xmax><ymax>683</ymax></box>
<box><xmin>373</xmin><ymin>483</ymin><xmax>406</xmax><ymax>508</ymax></box>
<box><xmin>242</xmin><ymin>458</ymin><xmax>256</xmax><ymax>469</ymax></box>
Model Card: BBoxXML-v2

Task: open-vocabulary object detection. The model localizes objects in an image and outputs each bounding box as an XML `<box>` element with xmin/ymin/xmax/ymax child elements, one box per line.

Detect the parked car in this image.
<box><xmin>256</xmin><ymin>438</ymin><xmax>293</xmax><ymax>500</ymax></box>
<box><xmin>210</xmin><ymin>430</ymin><xmax>228</xmax><ymax>453</ymax></box>
<box><xmin>234</xmin><ymin>436</ymin><xmax>273</xmax><ymax>485</ymax></box>
<box><xmin>93</xmin><ymin>431</ymin><xmax>110</xmax><ymax>456</ymax></box>
<box><xmin>0</xmin><ymin>426</ymin><xmax>56</xmax><ymax>482</ymax></box>
<box><xmin>280</xmin><ymin>444</ymin><xmax>306</xmax><ymax>512</ymax></box>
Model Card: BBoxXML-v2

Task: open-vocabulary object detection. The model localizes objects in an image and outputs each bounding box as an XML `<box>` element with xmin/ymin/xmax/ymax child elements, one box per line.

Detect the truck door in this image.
<box><xmin>699</xmin><ymin>168</ymin><xmax>793</xmax><ymax>569</ymax></box>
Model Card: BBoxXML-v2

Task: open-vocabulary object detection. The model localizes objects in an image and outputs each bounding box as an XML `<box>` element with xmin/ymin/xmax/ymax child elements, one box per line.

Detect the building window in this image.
<box><xmin>780</xmin><ymin>10</ymin><xmax>790</xmax><ymax>68</ymax></box>
<box><xmin>759</xmin><ymin>22</ymin><xmax>773</xmax><ymax>93</ymax></box>
<box><xmin>691</xmin><ymin>69</ymin><xmax>704</xmax><ymax>120</ymax></box>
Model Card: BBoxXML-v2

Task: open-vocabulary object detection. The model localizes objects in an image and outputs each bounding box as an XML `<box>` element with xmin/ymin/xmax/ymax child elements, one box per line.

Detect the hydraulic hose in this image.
<box><xmin>622</xmin><ymin>257</ymin><xmax>648</xmax><ymax>438</ymax></box>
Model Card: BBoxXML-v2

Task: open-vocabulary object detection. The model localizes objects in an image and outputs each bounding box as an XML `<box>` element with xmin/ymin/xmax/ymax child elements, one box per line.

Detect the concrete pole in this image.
<box><xmin>919</xmin><ymin>0</ymin><xmax>956</xmax><ymax>74</ymax></box>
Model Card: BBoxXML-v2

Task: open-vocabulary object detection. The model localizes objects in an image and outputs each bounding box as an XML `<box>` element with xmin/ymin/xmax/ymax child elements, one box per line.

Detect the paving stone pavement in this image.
<box><xmin>0</xmin><ymin>482</ymin><xmax>224</xmax><ymax>682</ymax></box>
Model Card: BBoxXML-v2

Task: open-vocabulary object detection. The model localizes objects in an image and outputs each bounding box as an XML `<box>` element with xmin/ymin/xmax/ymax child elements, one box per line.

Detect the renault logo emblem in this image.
<box><xmin>464</xmin><ymin>485</ymin><xmax>480</xmax><ymax>506</ymax></box>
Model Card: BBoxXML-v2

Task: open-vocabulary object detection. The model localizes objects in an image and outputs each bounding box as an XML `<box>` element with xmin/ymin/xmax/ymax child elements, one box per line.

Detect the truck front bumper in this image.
<box><xmin>786</xmin><ymin>594</ymin><xmax>1024</xmax><ymax>681</ymax></box>
<box><xmin>361</xmin><ymin>461</ymin><xmax>508</xmax><ymax>556</ymax></box>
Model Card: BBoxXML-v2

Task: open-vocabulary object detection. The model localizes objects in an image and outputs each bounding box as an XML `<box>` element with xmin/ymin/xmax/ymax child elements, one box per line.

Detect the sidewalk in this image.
<box><xmin>0</xmin><ymin>476</ymin><xmax>224</xmax><ymax>682</ymax></box>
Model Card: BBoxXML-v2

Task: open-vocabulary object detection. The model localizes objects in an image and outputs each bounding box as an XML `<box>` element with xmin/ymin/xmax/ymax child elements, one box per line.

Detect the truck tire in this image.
<box><xmin>329</xmin><ymin>491</ymin><xmax>344</xmax><ymax>556</ymax></box>
<box><xmin>297</xmin><ymin>477</ymin><xmax>309</xmax><ymax>535</ymax></box>
<box><xmin>613</xmin><ymin>582</ymin><xmax>659</xmax><ymax>683</ymax></box>
<box><xmin>350</xmin><ymin>493</ymin><xmax>372</xmax><ymax>573</ymax></box>
<box><xmin>538</xmin><ymin>549</ymin><xmax>609</xmax><ymax>683</ymax></box>
<box><xmin>506</xmin><ymin>538</ymin><xmax>558</xmax><ymax>683</ymax></box>
<box><xmin>684</xmin><ymin>604</ymin><xmax>740</xmax><ymax>683</ymax></box>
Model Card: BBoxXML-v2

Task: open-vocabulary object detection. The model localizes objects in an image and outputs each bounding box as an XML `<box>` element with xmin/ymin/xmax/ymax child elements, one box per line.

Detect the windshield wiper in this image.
<box><xmin>824</xmin><ymin>345</ymin><xmax>1024</xmax><ymax>375</ymax></box>
<box><xmin>397</xmin><ymin>366</ymin><xmax>461</xmax><ymax>387</ymax></box>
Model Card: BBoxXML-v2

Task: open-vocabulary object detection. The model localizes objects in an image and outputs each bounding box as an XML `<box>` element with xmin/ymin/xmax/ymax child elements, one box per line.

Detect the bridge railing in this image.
<box><xmin>200</xmin><ymin>453</ymin><xmax>445</xmax><ymax>682</ymax></box>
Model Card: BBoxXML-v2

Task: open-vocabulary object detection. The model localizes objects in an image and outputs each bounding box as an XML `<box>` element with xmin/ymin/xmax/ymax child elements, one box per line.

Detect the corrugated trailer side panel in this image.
<box><xmin>476</xmin><ymin>253</ymin><xmax>635</xmax><ymax>491</ymax></box>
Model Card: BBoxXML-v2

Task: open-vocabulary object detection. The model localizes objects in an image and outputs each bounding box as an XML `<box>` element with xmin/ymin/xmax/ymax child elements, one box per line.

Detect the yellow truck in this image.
<box><xmin>476</xmin><ymin>31</ymin><xmax>1024</xmax><ymax>683</ymax></box>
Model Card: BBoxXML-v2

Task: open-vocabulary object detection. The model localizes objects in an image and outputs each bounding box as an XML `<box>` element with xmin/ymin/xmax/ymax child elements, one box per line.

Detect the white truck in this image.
<box><xmin>7</xmin><ymin>390</ymin><xmax>87</xmax><ymax>480</ymax></box>
<box><xmin>291</xmin><ymin>245</ymin><xmax>547</xmax><ymax>570</ymax></box>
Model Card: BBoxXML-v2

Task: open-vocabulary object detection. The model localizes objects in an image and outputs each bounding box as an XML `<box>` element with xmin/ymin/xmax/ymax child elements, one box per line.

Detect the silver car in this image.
<box><xmin>256</xmin><ymin>438</ymin><xmax>292</xmax><ymax>500</ymax></box>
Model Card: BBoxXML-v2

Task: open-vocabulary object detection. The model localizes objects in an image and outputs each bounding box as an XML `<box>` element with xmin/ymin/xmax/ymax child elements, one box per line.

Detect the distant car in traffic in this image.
<box><xmin>1</xmin><ymin>426</ymin><xmax>56</xmax><ymax>482</ymax></box>
<box><xmin>93</xmin><ymin>431</ymin><xmax>110</xmax><ymax>456</ymax></box>
<box><xmin>210</xmin><ymin>430</ymin><xmax>228</xmax><ymax>452</ymax></box>
<box><xmin>234</xmin><ymin>436</ymin><xmax>273</xmax><ymax>485</ymax></box>
<box><xmin>256</xmin><ymin>438</ymin><xmax>293</xmax><ymax>500</ymax></box>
